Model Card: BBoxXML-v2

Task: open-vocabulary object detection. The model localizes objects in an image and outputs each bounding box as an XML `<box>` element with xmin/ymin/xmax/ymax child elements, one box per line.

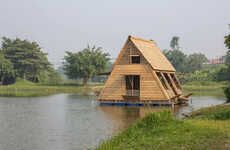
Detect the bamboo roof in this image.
<box><xmin>129</xmin><ymin>36</ymin><xmax>175</xmax><ymax>71</ymax></box>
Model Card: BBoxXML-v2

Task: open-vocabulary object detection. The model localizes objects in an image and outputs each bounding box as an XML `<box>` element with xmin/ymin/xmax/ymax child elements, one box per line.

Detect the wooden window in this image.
<box><xmin>163</xmin><ymin>73</ymin><xmax>171</xmax><ymax>85</ymax></box>
<box><xmin>125</xmin><ymin>75</ymin><xmax>140</xmax><ymax>96</ymax></box>
<box><xmin>156</xmin><ymin>72</ymin><xmax>168</xmax><ymax>89</ymax></box>
<box><xmin>170</xmin><ymin>73</ymin><xmax>181</xmax><ymax>89</ymax></box>
<box><xmin>163</xmin><ymin>73</ymin><xmax>177</xmax><ymax>95</ymax></box>
<box><xmin>131</xmin><ymin>55</ymin><xmax>140</xmax><ymax>64</ymax></box>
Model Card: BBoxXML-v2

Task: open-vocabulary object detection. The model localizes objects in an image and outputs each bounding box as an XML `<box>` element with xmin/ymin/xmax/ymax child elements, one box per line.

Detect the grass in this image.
<box><xmin>182</xmin><ymin>81</ymin><xmax>227</xmax><ymax>97</ymax></box>
<box><xmin>0</xmin><ymin>79</ymin><xmax>103</xmax><ymax>97</ymax></box>
<box><xmin>190</xmin><ymin>104</ymin><xmax>230</xmax><ymax>120</ymax></box>
<box><xmin>98</xmin><ymin>105</ymin><xmax>230</xmax><ymax>150</ymax></box>
<box><xmin>0</xmin><ymin>79</ymin><xmax>227</xmax><ymax>97</ymax></box>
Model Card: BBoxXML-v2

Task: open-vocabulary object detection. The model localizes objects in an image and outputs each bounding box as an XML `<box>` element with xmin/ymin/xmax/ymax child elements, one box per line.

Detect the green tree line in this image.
<box><xmin>0</xmin><ymin>35</ymin><xmax>229</xmax><ymax>94</ymax></box>
<box><xmin>163</xmin><ymin>36</ymin><xmax>208</xmax><ymax>73</ymax></box>
<box><xmin>0</xmin><ymin>37</ymin><xmax>111</xmax><ymax>86</ymax></box>
<box><xmin>0</xmin><ymin>37</ymin><xmax>60</xmax><ymax>85</ymax></box>
<box><xmin>163</xmin><ymin>36</ymin><xmax>229</xmax><ymax>83</ymax></box>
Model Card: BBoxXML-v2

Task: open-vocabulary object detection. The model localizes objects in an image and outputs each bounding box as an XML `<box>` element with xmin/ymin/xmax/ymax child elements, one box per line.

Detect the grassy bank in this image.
<box><xmin>0</xmin><ymin>79</ymin><xmax>103</xmax><ymax>97</ymax></box>
<box><xmin>98</xmin><ymin>105</ymin><xmax>230</xmax><ymax>150</ymax></box>
<box><xmin>182</xmin><ymin>81</ymin><xmax>227</xmax><ymax>97</ymax></box>
<box><xmin>0</xmin><ymin>80</ymin><xmax>227</xmax><ymax>97</ymax></box>
<box><xmin>190</xmin><ymin>104</ymin><xmax>230</xmax><ymax>120</ymax></box>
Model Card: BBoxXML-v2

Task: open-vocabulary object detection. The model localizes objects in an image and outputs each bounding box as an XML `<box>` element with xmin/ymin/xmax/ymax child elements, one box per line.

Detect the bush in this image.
<box><xmin>224</xmin><ymin>84</ymin><xmax>230</xmax><ymax>103</ymax></box>
<box><xmin>190</xmin><ymin>105</ymin><xmax>230</xmax><ymax>120</ymax></box>
<box><xmin>216</xmin><ymin>67</ymin><xmax>230</xmax><ymax>81</ymax></box>
<box><xmin>177</xmin><ymin>64</ymin><xmax>229</xmax><ymax>84</ymax></box>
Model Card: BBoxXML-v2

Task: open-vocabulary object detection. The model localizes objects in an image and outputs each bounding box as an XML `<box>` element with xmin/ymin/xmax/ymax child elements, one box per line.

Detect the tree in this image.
<box><xmin>186</xmin><ymin>53</ymin><xmax>208</xmax><ymax>72</ymax></box>
<box><xmin>63</xmin><ymin>45</ymin><xmax>110</xmax><ymax>85</ymax></box>
<box><xmin>224</xmin><ymin>34</ymin><xmax>230</xmax><ymax>67</ymax></box>
<box><xmin>216</xmin><ymin>66</ymin><xmax>230</xmax><ymax>81</ymax></box>
<box><xmin>163</xmin><ymin>49</ymin><xmax>187</xmax><ymax>72</ymax></box>
<box><xmin>1</xmin><ymin>37</ymin><xmax>51</xmax><ymax>82</ymax></box>
<box><xmin>224</xmin><ymin>31</ymin><xmax>230</xmax><ymax>102</ymax></box>
<box><xmin>170</xmin><ymin>36</ymin><xmax>180</xmax><ymax>51</ymax></box>
<box><xmin>38</xmin><ymin>68</ymin><xmax>62</xmax><ymax>85</ymax></box>
<box><xmin>0</xmin><ymin>52</ymin><xmax>15</xmax><ymax>85</ymax></box>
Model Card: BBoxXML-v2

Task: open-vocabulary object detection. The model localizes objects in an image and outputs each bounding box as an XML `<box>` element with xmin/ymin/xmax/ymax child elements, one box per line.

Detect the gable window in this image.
<box><xmin>170</xmin><ymin>73</ymin><xmax>181</xmax><ymax>89</ymax></box>
<box><xmin>156</xmin><ymin>72</ymin><xmax>168</xmax><ymax>89</ymax></box>
<box><xmin>163</xmin><ymin>73</ymin><xmax>177</xmax><ymax>95</ymax></box>
<box><xmin>131</xmin><ymin>55</ymin><xmax>140</xmax><ymax>64</ymax></box>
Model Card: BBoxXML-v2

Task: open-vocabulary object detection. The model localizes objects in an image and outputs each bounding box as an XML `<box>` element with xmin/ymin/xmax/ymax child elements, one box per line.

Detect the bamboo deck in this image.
<box><xmin>99</xmin><ymin>100</ymin><xmax>173</xmax><ymax>106</ymax></box>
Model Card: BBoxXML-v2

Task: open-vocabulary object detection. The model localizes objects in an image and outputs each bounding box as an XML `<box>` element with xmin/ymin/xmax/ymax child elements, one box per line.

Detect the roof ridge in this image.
<box><xmin>129</xmin><ymin>35</ymin><xmax>154</xmax><ymax>44</ymax></box>
<box><xmin>128</xmin><ymin>35</ymin><xmax>175</xmax><ymax>71</ymax></box>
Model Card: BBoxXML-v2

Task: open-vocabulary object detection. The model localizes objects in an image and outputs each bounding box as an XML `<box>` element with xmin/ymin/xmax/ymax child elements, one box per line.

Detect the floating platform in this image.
<box><xmin>98</xmin><ymin>94</ymin><xmax>192</xmax><ymax>107</ymax></box>
<box><xmin>99</xmin><ymin>100</ymin><xmax>173</xmax><ymax>107</ymax></box>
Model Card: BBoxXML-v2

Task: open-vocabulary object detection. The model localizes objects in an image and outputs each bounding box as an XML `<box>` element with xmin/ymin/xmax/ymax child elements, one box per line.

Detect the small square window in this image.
<box><xmin>131</xmin><ymin>56</ymin><xmax>140</xmax><ymax>64</ymax></box>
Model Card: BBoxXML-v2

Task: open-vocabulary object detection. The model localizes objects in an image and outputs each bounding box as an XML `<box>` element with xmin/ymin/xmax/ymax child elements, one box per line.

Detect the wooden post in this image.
<box><xmin>171</xmin><ymin>100</ymin><xmax>175</xmax><ymax>108</ymax></box>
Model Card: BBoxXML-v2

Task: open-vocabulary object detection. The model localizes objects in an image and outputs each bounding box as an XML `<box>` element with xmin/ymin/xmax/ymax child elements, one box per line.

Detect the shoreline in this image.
<box><xmin>0</xmin><ymin>84</ymin><xmax>102</xmax><ymax>97</ymax></box>
<box><xmin>0</xmin><ymin>81</ymin><xmax>226</xmax><ymax>97</ymax></box>
<box><xmin>97</xmin><ymin>104</ymin><xmax>230</xmax><ymax>149</ymax></box>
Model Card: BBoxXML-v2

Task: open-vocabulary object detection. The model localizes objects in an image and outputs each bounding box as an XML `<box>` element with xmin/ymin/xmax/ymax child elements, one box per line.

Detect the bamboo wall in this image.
<box><xmin>98</xmin><ymin>38</ymin><xmax>181</xmax><ymax>101</ymax></box>
<box><xmin>98</xmin><ymin>64</ymin><xmax>168</xmax><ymax>101</ymax></box>
<box><xmin>117</xmin><ymin>41</ymin><xmax>148</xmax><ymax>65</ymax></box>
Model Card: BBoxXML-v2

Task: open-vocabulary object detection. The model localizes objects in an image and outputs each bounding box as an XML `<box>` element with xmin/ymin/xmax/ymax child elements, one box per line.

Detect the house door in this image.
<box><xmin>125</xmin><ymin>75</ymin><xmax>140</xmax><ymax>96</ymax></box>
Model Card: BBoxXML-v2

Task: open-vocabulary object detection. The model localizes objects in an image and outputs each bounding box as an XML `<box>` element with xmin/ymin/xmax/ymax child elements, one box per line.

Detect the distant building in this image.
<box><xmin>206</xmin><ymin>56</ymin><xmax>226</xmax><ymax>65</ymax></box>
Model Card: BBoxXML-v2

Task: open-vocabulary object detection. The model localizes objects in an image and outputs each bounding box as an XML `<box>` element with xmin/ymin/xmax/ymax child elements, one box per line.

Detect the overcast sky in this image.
<box><xmin>0</xmin><ymin>0</ymin><xmax>230</xmax><ymax>67</ymax></box>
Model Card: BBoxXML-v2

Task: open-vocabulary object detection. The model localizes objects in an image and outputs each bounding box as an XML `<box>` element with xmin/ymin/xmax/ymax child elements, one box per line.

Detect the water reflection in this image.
<box><xmin>174</xmin><ymin>96</ymin><xmax>226</xmax><ymax>118</ymax></box>
<box><xmin>0</xmin><ymin>94</ymin><xmax>226</xmax><ymax>150</ymax></box>
<box><xmin>99</xmin><ymin>106</ymin><xmax>169</xmax><ymax>129</ymax></box>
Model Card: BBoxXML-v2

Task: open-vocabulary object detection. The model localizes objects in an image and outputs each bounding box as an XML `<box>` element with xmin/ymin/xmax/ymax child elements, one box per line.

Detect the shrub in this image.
<box><xmin>190</xmin><ymin>105</ymin><xmax>230</xmax><ymax>120</ymax></box>
<box><xmin>224</xmin><ymin>85</ymin><xmax>230</xmax><ymax>103</ymax></box>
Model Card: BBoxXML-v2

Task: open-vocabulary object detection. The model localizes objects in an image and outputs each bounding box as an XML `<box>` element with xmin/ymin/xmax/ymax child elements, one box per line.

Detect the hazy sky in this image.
<box><xmin>0</xmin><ymin>0</ymin><xmax>230</xmax><ymax>67</ymax></box>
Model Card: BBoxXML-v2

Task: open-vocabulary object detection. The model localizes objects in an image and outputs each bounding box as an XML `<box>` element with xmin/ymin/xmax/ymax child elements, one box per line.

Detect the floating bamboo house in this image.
<box><xmin>98</xmin><ymin>36</ymin><xmax>190</xmax><ymax>106</ymax></box>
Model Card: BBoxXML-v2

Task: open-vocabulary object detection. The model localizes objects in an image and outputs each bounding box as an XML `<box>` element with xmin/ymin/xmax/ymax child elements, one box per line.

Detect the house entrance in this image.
<box><xmin>125</xmin><ymin>75</ymin><xmax>140</xmax><ymax>97</ymax></box>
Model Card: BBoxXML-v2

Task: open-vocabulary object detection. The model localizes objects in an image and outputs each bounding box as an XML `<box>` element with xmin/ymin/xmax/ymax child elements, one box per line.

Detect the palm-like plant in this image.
<box><xmin>64</xmin><ymin>45</ymin><xmax>110</xmax><ymax>85</ymax></box>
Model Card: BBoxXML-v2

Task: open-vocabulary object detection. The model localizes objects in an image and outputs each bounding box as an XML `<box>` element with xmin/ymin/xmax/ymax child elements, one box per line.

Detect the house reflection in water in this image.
<box><xmin>98</xmin><ymin>106</ymin><xmax>175</xmax><ymax>130</ymax></box>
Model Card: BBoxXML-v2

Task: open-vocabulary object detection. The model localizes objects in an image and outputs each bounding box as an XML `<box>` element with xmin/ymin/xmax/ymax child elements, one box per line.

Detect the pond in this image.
<box><xmin>0</xmin><ymin>94</ymin><xmax>226</xmax><ymax>150</ymax></box>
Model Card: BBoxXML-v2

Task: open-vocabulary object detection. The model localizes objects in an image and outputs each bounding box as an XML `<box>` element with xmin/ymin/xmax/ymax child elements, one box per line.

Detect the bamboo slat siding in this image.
<box><xmin>99</xmin><ymin>64</ymin><xmax>167</xmax><ymax>101</ymax></box>
<box><xmin>98</xmin><ymin>36</ymin><xmax>182</xmax><ymax>102</ymax></box>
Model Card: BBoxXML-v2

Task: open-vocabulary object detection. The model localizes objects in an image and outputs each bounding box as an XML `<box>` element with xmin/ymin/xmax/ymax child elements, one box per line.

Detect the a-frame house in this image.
<box><xmin>98</xmin><ymin>36</ymin><xmax>186</xmax><ymax>105</ymax></box>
